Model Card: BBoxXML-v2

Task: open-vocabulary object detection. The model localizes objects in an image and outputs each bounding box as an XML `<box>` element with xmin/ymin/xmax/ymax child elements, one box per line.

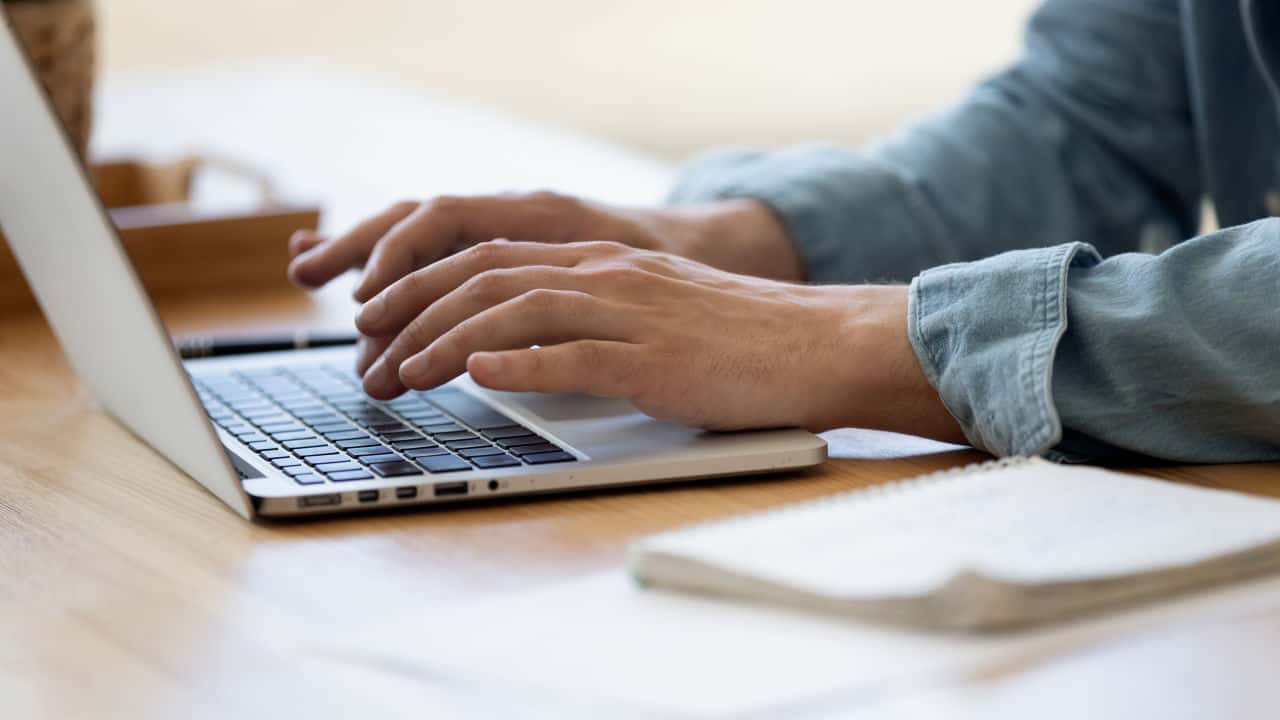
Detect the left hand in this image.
<box><xmin>351</xmin><ymin>239</ymin><xmax>962</xmax><ymax>438</ymax></box>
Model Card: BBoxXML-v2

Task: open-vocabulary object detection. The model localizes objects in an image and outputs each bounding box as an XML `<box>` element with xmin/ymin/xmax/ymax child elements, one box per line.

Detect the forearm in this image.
<box><xmin>912</xmin><ymin>219</ymin><xmax>1280</xmax><ymax>463</ymax></box>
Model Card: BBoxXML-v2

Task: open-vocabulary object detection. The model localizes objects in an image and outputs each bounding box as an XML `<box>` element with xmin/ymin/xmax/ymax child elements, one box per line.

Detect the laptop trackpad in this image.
<box><xmin>511</xmin><ymin>392</ymin><xmax>640</xmax><ymax>423</ymax></box>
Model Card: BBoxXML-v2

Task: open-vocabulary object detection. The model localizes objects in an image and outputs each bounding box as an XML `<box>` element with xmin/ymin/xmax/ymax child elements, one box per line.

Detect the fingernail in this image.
<box><xmin>399</xmin><ymin>353</ymin><xmax>431</xmax><ymax>384</ymax></box>
<box><xmin>357</xmin><ymin>294</ymin><xmax>386</xmax><ymax>329</ymax></box>
<box><xmin>469</xmin><ymin>352</ymin><xmax>504</xmax><ymax>376</ymax></box>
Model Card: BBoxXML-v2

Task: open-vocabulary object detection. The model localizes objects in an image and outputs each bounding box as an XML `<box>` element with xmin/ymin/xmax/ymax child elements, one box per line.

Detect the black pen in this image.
<box><xmin>175</xmin><ymin>330</ymin><xmax>360</xmax><ymax>359</ymax></box>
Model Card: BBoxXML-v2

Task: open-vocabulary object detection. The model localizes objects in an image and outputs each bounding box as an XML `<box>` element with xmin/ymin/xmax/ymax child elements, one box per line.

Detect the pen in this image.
<box><xmin>175</xmin><ymin>330</ymin><xmax>360</xmax><ymax>359</ymax></box>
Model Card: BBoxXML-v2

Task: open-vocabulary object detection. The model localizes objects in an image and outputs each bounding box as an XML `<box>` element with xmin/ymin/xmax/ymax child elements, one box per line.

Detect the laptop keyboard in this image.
<box><xmin>192</xmin><ymin>363</ymin><xmax>576</xmax><ymax>486</ymax></box>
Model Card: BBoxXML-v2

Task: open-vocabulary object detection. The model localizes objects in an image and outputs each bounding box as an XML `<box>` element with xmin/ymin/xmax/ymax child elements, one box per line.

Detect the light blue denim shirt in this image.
<box><xmin>669</xmin><ymin>0</ymin><xmax>1280</xmax><ymax>463</ymax></box>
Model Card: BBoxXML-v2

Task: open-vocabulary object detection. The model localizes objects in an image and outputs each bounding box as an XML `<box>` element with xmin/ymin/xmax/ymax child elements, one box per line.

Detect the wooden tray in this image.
<box><xmin>0</xmin><ymin>156</ymin><xmax>321</xmax><ymax>312</ymax></box>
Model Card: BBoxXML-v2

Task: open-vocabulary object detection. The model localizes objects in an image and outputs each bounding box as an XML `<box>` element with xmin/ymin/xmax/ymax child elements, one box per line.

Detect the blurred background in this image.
<box><xmin>97</xmin><ymin>0</ymin><xmax>1037</xmax><ymax>161</ymax></box>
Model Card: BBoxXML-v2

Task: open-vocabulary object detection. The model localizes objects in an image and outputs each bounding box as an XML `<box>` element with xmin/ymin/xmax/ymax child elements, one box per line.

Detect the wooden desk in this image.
<box><xmin>4</xmin><ymin>286</ymin><xmax>1280</xmax><ymax>719</ymax></box>
<box><xmin>5</xmin><ymin>66</ymin><xmax>1280</xmax><ymax>719</ymax></box>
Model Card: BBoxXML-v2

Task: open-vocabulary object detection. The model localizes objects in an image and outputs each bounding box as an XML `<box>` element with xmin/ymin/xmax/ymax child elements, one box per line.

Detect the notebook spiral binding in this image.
<box><xmin>654</xmin><ymin>456</ymin><xmax>1037</xmax><ymax>542</ymax></box>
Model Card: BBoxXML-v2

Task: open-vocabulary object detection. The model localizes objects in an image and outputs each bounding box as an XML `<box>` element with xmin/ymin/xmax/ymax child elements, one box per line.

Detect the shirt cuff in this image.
<box><xmin>666</xmin><ymin>145</ymin><xmax>951</xmax><ymax>284</ymax></box>
<box><xmin>907</xmin><ymin>242</ymin><xmax>1103</xmax><ymax>457</ymax></box>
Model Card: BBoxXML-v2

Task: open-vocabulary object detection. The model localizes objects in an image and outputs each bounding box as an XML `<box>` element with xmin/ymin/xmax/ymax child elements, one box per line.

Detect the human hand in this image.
<box><xmin>286</xmin><ymin>193</ymin><xmax>805</xmax><ymax>302</ymax></box>
<box><xmin>350</xmin><ymin>239</ymin><xmax>963</xmax><ymax>439</ymax></box>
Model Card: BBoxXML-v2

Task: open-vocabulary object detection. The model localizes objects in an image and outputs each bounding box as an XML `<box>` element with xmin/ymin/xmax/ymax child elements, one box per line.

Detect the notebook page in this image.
<box><xmin>635</xmin><ymin>459</ymin><xmax>1280</xmax><ymax>598</ymax></box>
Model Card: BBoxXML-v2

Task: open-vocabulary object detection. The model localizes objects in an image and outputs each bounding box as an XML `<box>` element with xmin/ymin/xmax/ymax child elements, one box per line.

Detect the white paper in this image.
<box><xmin>306</xmin><ymin>570</ymin><xmax>1280</xmax><ymax>718</ymax></box>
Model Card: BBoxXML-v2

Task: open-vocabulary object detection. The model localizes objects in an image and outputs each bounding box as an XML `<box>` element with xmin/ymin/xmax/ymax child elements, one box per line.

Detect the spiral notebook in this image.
<box><xmin>628</xmin><ymin>457</ymin><xmax>1280</xmax><ymax>631</ymax></box>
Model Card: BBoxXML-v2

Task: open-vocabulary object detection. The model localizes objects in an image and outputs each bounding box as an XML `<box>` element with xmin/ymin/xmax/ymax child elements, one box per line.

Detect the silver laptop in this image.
<box><xmin>0</xmin><ymin>17</ymin><xmax>825</xmax><ymax>518</ymax></box>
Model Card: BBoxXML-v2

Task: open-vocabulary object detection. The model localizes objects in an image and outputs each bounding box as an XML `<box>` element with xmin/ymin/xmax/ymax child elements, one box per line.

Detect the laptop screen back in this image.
<box><xmin>0</xmin><ymin>16</ymin><xmax>251</xmax><ymax>517</ymax></box>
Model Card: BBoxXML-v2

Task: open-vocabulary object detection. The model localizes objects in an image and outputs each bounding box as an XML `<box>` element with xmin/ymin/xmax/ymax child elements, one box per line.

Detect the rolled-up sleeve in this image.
<box><xmin>909</xmin><ymin>220</ymin><xmax>1280</xmax><ymax>463</ymax></box>
<box><xmin>667</xmin><ymin>0</ymin><xmax>1198</xmax><ymax>284</ymax></box>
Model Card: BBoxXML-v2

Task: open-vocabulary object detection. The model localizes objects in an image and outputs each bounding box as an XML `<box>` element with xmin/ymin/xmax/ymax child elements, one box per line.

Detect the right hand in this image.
<box><xmin>286</xmin><ymin>192</ymin><xmax>805</xmax><ymax>303</ymax></box>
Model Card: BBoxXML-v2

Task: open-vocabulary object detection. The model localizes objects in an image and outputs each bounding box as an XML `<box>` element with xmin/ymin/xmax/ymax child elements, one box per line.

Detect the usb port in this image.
<box><xmin>434</xmin><ymin>481</ymin><xmax>469</xmax><ymax>497</ymax></box>
<box><xmin>395</xmin><ymin>486</ymin><xmax>418</xmax><ymax>500</ymax></box>
<box><xmin>298</xmin><ymin>493</ymin><xmax>340</xmax><ymax>508</ymax></box>
<box><xmin>357</xmin><ymin>490</ymin><xmax>380</xmax><ymax>503</ymax></box>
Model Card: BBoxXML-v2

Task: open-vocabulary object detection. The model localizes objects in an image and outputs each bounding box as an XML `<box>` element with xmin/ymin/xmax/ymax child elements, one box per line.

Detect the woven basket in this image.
<box><xmin>5</xmin><ymin>0</ymin><xmax>95</xmax><ymax>158</ymax></box>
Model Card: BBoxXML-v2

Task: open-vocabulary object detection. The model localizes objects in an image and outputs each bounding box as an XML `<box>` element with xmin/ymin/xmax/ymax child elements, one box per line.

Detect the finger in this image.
<box><xmin>363</xmin><ymin>263</ymin><xmax>627</xmax><ymax>345</ymax></box>
<box><xmin>288</xmin><ymin>201</ymin><xmax>418</xmax><ymax>288</ymax></box>
<box><xmin>289</xmin><ymin>229</ymin><xmax>325</xmax><ymax>257</ymax></box>
<box><xmin>467</xmin><ymin>341</ymin><xmax>640</xmax><ymax>398</ymax></box>
<box><xmin>363</xmin><ymin>289</ymin><xmax>629</xmax><ymax>398</ymax></box>
<box><xmin>351</xmin><ymin>193</ymin><xmax>594</xmax><ymax>301</ymax></box>
<box><xmin>354</xmin><ymin>241</ymin><xmax>598</xmax><ymax>336</ymax></box>
<box><xmin>354</xmin><ymin>334</ymin><xmax>393</xmax><ymax>377</ymax></box>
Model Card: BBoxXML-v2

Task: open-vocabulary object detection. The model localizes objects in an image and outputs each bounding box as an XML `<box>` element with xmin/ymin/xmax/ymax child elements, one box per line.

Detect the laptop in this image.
<box><xmin>0</xmin><ymin>16</ymin><xmax>826</xmax><ymax>518</ymax></box>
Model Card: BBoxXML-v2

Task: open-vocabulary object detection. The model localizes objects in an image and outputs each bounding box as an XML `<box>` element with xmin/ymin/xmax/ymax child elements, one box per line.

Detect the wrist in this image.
<box><xmin>658</xmin><ymin>199</ymin><xmax>805</xmax><ymax>281</ymax></box>
<box><xmin>804</xmin><ymin>285</ymin><xmax>965</xmax><ymax>442</ymax></box>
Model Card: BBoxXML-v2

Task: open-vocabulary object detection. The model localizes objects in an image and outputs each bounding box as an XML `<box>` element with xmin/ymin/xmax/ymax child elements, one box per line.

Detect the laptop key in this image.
<box><xmin>389</xmin><ymin>439</ymin><xmax>437</xmax><ymax>451</ymax></box>
<box><xmin>498</xmin><ymin>435</ymin><xmax>551</xmax><ymax>449</ymax></box>
<box><xmin>270</xmin><ymin>430</ymin><xmax>315</xmax><ymax>441</ymax></box>
<box><xmin>405</xmin><ymin>447</ymin><xmax>450</xmax><ymax>458</ymax></box>
<box><xmin>272</xmin><ymin>457</ymin><xmax>301</xmax><ymax>468</ymax></box>
<box><xmin>283</xmin><ymin>438</ymin><xmax>327</xmax><ymax>449</ymax></box>
<box><xmin>337</xmin><ymin>437</ymin><xmax>382</xmax><ymax>450</ymax></box>
<box><xmin>304</xmin><ymin>454</ymin><xmax>348</xmax><ymax>467</ymax></box>
<box><xmin>470</xmin><ymin>453</ymin><xmax>521</xmax><ymax>469</ymax></box>
<box><xmin>328</xmin><ymin>469</ymin><xmax>374</xmax><ymax>482</ymax></box>
<box><xmin>299</xmin><ymin>414</ymin><xmax>345</xmax><ymax>426</ymax></box>
<box><xmin>284</xmin><ymin>465</ymin><xmax>316</xmax><ymax>476</ymax></box>
<box><xmin>522</xmin><ymin>450</ymin><xmax>577</xmax><ymax>465</ymax></box>
<box><xmin>398</xmin><ymin>409</ymin><xmax>445</xmax><ymax>421</ymax></box>
<box><xmin>419</xmin><ymin>422</ymin><xmax>463</xmax><ymax>435</ymax></box>
<box><xmin>249</xmin><ymin>440</ymin><xmax>277</xmax><ymax>452</ymax></box>
<box><xmin>459</xmin><ymin>446</ymin><xmax>505</xmax><ymax>458</ymax></box>
<box><xmin>511</xmin><ymin>442</ymin><xmax>562</xmax><ymax>457</ymax></box>
<box><xmin>445</xmin><ymin>439</ymin><xmax>490</xmax><ymax>451</ymax></box>
<box><xmin>261</xmin><ymin>449</ymin><xmax>290</xmax><ymax>460</ymax></box>
<box><xmin>323</xmin><ymin>430</ymin><xmax>370</xmax><ymax>441</ymax></box>
<box><xmin>313</xmin><ymin>461</ymin><xmax>364</xmax><ymax>474</ymax></box>
<box><xmin>311</xmin><ymin>421</ymin><xmax>357</xmax><ymax>433</ymax></box>
<box><xmin>415</xmin><ymin>454</ymin><xmax>472</xmax><ymax>473</ymax></box>
<box><xmin>292</xmin><ymin>474</ymin><xmax>325</xmax><ymax>485</ymax></box>
<box><xmin>294</xmin><ymin>444</ymin><xmax>339</xmax><ymax>457</ymax></box>
<box><xmin>259</xmin><ymin>422</ymin><xmax>305</xmax><ymax>434</ymax></box>
<box><xmin>434</xmin><ymin>431</ymin><xmax>479</xmax><ymax>443</ymax></box>
<box><xmin>369</xmin><ymin>460</ymin><xmax>425</xmax><ymax>478</ymax></box>
<box><xmin>358</xmin><ymin>453</ymin><xmax>403</xmax><ymax>466</ymax></box>
<box><xmin>483</xmin><ymin>426</ymin><xmax>536</xmax><ymax>440</ymax></box>
<box><xmin>369</xmin><ymin>421</ymin><xmax>410</xmax><ymax>434</ymax></box>
<box><xmin>381</xmin><ymin>430</ymin><xmax>422</xmax><ymax>442</ymax></box>
<box><xmin>236</xmin><ymin>432</ymin><xmax>268</xmax><ymax>444</ymax></box>
<box><xmin>348</xmin><ymin>444</ymin><xmax>395</xmax><ymax>457</ymax></box>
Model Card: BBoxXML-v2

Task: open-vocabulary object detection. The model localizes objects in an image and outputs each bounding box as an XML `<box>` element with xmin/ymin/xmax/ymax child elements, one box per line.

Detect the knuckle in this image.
<box><xmin>586</xmin><ymin>239</ymin><xmax>630</xmax><ymax>256</ymax></box>
<box><xmin>525</xmin><ymin>189</ymin><xmax>577</xmax><ymax>209</ymax></box>
<box><xmin>519</xmin><ymin>287</ymin><xmax>562</xmax><ymax>310</ymax></box>
<box><xmin>423</xmin><ymin>194</ymin><xmax>464</xmax><ymax>214</ymax></box>
<box><xmin>572</xmin><ymin>341</ymin><xmax>605</xmax><ymax>370</ymax></box>
<box><xmin>463</xmin><ymin>240</ymin><xmax>505</xmax><ymax>266</ymax></box>
<box><xmin>460</xmin><ymin>268</ymin><xmax>512</xmax><ymax>301</ymax></box>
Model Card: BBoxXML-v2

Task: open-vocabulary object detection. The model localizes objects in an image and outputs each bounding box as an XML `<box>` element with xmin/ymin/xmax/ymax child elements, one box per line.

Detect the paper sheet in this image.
<box><xmin>306</xmin><ymin>570</ymin><xmax>1280</xmax><ymax>718</ymax></box>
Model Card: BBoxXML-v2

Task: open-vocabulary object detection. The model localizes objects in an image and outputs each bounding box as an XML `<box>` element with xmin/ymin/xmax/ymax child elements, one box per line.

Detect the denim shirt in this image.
<box><xmin>668</xmin><ymin>0</ymin><xmax>1280</xmax><ymax>462</ymax></box>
